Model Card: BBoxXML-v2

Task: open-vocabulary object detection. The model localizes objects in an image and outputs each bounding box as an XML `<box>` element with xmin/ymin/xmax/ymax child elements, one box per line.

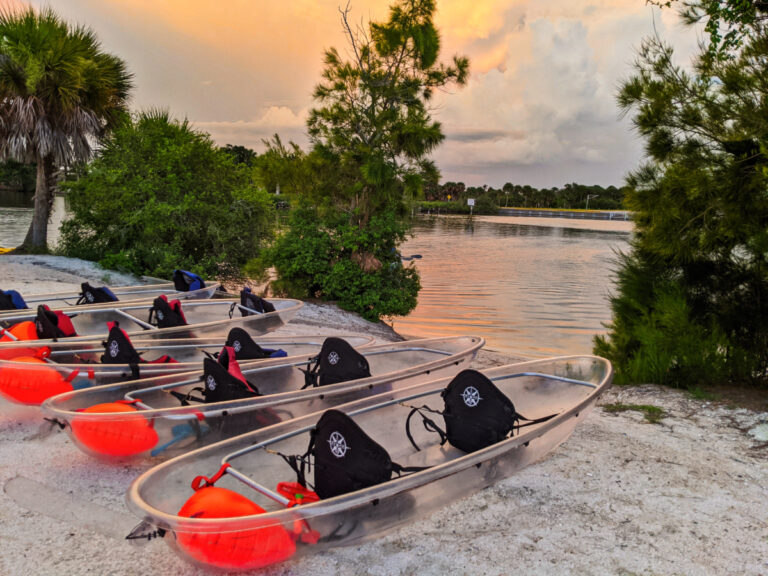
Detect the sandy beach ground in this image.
<box><xmin>0</xmin><ymin>255</ymin><xmax>766</xmax><ymax>576</ymax></box>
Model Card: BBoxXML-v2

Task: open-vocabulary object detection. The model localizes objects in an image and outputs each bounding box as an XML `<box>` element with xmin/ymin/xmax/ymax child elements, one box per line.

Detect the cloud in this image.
<box><xmin>193</xmin><ymin>107</ymin><xmax>309</xmax><ymax>150</ymax></box>
<box><xmin>445</xmin><ymin>128</ymin><xmax>526</xmax><ymax>143</ymax></box>
<box><xmin>427</xmin><ymin>1</ymin><xmax>698</xmax><ymax>186</ymax></box>
<box><xmin>27</xmin><ymin>0</ymin><xmax>700</xmax><ymax>187</ymax></box>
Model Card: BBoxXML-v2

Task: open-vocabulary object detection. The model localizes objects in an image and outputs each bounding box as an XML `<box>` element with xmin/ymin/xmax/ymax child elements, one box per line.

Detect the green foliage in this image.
<box><xmin>0</xmin><ymin>160</ymin><xmax>35</xmax><ymax>193</ymax></box>
<box><xmin>687</xmin><ymin>386</ymin><xmax>719</xmax><ymax>401</ymax></box>
<box><xmin>417</xmin><ymin>198</ymin><xmax>497</xmax><ymax>215</ymax></box>
<box><xmin>0</xmin><ymin>5</ymin><xmax>132</xmax><ymax>248</ymax></box>
<box><xmin>651</xmin><ymin>0</ymin><xmax>768</xmax><ymax>60</ymax></box>
<box><xmin>267</xmin><ymin>207</ymin><xmax>420</xmax><ymax>321</ymax></box>
<box><xmin>254</xmin><ymin>135</ymin><xmax>329</xmax><ymax>198</ymax></box>
<box><xmin>221</xmin><ymin>144</ymin><xmax>257</xmax><ymax>166</ymax></box>
<box><xmin>473</xmin><ymin>195</ymin><xmax>498</xmax><ymax>214</ymax></box>
<box><xmin>602</xmin><ymin>403</ymin><xmax>665</xmax><ymax>424</ymax></box>
<box><xmin>597</xmin><ymin>29</ymin><xmax>768</xmax><ymax>386</ymax></box>
<box><xmin>59</xmin><ymin>111</ymin><xmax>275</xmax><ymax>279</ymax></box>
<box><xmin>595</xmin><ymin>256</ymin><xmax>729</xmax><ymax>386</ymax></box>
<box><xmin>423</xmin><ymin>180</ymin><xmax>627</xmax><ymax>210</ymax></box>
<box><xmin>418</xmin><ymin>200</ymin><xmax>468</xmax><ymax>214</ymax></box>
<box><xmin>307</xmin><ymin>0</ymin><xmax>468</xmax><ymax>226</ymax></box>
<box><xmin>265</xmin><ymin>207</ymin><xmax>336</xmax><ymax>298</ymax></box>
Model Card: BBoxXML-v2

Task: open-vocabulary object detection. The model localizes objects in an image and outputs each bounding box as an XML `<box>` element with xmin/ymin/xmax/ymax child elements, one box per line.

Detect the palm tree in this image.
<box><xmin>0</xmin><ymin>6</ymin><xmax>132</xmax><ymax>250</ymax></box>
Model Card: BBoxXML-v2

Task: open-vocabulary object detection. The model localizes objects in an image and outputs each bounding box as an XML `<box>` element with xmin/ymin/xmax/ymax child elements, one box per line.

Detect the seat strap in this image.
<box><xmin>169</xmin><ymin>387</ymin><xmax>206</xmax><ymax>406</ymax></box>
<box><xmin>513</xmin><ymin>411</ymin><xmax>559</xmax><ymax>435</ymax></box>
<box><xmin>404</xmin><ymin>404</ymin><xmax>448</xmax><ymax>452</ymax></box>
<box><xmin>391</xmin><ymin>461</ymin><xmax>431</xmax><ymax>475</ymax></box>
<box><xmin>299</xmin><ymin>355</ymin><xmax>320</xmax><ymax>389</ymax></box>
<box><xmin>269</xmin><ymin>430</ymin><xmax>317</xmax><ymax>489</ymax></box>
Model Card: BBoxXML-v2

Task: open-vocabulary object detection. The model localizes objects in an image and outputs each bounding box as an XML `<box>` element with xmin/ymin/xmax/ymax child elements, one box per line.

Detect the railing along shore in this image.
<box><xmin>498</xmin><ymin>208</ymin><xmax>632</xmax><ymax>221</ymax></box>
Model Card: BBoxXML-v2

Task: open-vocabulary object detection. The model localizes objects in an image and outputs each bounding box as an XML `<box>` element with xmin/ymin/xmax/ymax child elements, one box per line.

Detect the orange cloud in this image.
<box><xmin>25</xmin><ymin>0</ymin><xmax>698</xmax><ymax>186</ymax></box>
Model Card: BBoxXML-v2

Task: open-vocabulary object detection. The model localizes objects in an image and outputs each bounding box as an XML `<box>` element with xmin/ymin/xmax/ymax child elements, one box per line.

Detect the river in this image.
<box><xmin>392</xmin><ymin>215</ymin><xmax>632</xmax><ymax>358</ymax></box>
<box><xmin>0</xmin><ymin>199</ymin><xmax>630</xmax><ymax>358</ymax></box>
<box><xmin>0</xmin><ymin>193</ymin><xmax>67</xmax><ymax>249</ymax></box>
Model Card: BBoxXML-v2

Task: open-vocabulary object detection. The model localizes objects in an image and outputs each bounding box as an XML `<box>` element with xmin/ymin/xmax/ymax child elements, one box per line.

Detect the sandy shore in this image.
<box><xmin>0</xmin><ymin>256</ymin><xmax>766</xmax><ymax>576</ymax></box>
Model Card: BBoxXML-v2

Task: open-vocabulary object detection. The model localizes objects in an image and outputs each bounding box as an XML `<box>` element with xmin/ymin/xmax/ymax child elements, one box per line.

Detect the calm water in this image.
<box><xmin>0</xmin><ymin>199</ymin><xmax>631</xmax><ymax>358</ymax></box>
<box><xmin>392</xmin><ymin>215</ymin><xmax>632</xmax><ymax>358</ymax></box>
<box><xmin>0</xmin><ymin>195</ymin><xmax>66</xmax><ymax>248</ymax></box>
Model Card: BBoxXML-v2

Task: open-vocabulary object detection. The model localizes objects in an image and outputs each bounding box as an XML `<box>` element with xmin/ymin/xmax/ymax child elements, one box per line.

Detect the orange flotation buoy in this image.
<box><xmin>0</xmin><ymin>351</ymin><xmax>74</xmax><ymax>405</ymax></box>
<box><xmin>70</xmin><ymin>402</ymin><xmax>159</xmax><ymax>458</ymax></box>
<box><xmin>0</xmin><ymin>345</ymin><xmax>42</xmax><ymax>361</ymax></box>
<box><xmin>176</xmin><ymin>486</ymin><xmax>296</xmax><ymax>570</ymax></box>
<box><xmin>0</xmin><ymin>321</ymin><xmax>39</xmax><ymax>342</ymax></box>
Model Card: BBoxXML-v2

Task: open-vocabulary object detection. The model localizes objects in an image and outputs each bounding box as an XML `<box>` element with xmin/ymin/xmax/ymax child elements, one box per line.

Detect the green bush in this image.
<box><xmin>595</xmin><ymin>255</ymin><xmax>729</xmax><ymax>386</ymax></box>
<box><xmin>597</xmin><ymin>28</ymin><xmax>768</xmax><ymax>387</ymax></box>
<box><xmin>267</xmin><ymin>207</ymin><xmax>420</xmax><ymax>321</ymax></box>
<box><xmin>59</xmin><ymin>111</ymin><xmax>275</xmax><ymax>279</ymax></box>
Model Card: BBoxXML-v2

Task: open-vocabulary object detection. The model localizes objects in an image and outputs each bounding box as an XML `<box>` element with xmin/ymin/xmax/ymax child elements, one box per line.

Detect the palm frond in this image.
<box><xmin>0</xmin><ymin>4</ymin><xmax>132</xmax><ymax>165</ymax></box>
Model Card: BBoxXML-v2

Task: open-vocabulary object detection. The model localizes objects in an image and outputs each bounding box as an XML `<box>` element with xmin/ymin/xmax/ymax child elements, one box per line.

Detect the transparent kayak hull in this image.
<box><xmin>0</xmin><ymin>281</ymin><xmax>220</xmax><ymax>316</ymax></box>
<box><xmin>0</xmin><ymin>298</ymin><xmax>302</xmax><ymax>343</ymax></box>
<box><xmin>126</xmin><ymin>355</ymin><xmax>611</xmax><ymax>572</ymax></box>
<box><xmin>41</xmin><ymin>336</ymin><xmax>484</xmax><ymax>461</ymax></box>
<box><xmin>0</xmin><ymin>334</ymin><xmax>375</xmax><ymax>405</ymax></box>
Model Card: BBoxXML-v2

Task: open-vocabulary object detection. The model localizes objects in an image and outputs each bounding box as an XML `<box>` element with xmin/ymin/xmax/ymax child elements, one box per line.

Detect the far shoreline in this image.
<box><xmin>0</xmin><ymin>202</ymin><xmax>634</xmax><ymax>251</ymax></box>
<box><xmin>428</xmin><ymin>212</ymin><xmax>634</xmax><ymax>233</ymax></box>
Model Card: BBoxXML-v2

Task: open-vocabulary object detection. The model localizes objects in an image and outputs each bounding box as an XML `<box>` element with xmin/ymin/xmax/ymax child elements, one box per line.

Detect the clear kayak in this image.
<box><xmin>0</xmin><ymin>297</ymin><xmax>303</xmax><ymax>344</ymax></box>
<box><xmin>126</xmin><ymin>355</ymin><xmax>612</xmax><ymax>572</ymax></box>
<box><xmin>0</xmin><ymin>327</ymin><xmax>375</xmax><ymax>405</ymax></box>
<box><xmin>41</xmin><ymin>336</ymin><xmax>484</xmax><ymax>461</ymax></box>
<box><xmin>0</xmin><ymin>275</ymin><xmax>219</xmax><ymax>316</ymax></box>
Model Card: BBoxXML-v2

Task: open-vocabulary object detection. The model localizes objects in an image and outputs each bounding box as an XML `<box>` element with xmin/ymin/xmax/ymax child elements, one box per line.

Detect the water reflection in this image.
<box><xmin>392</xmin><ymin>215</ymin><xmax>632</xmax><ymax>358</ymax></box>
<box><xmin>0</xmin><ymin>189</ymin><xmax>33</xmax><ymax>207</ymax></box>
<box><xmin>0</xmin><ymin>195</ymin><xmax>67</xmax><ymax>248</ymax></box>
<box><xmin>0</xmin><ymin>207</ymin><xmax>34</xmax><ymax>248</ymax></box>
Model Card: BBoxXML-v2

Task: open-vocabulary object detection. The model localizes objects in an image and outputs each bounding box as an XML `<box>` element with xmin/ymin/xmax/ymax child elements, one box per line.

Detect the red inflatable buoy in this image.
<box><xmin>70</xmin><ymin>402</ymin><xmax>159</xmax><ymax>458</ymax></box>
<box><xmin>0</xmin><ymin>321</ymin><xmax>39</xmax><ymax>342</ymax></box>
<box><xmin>0</xmin><ymin>355</ymin><xmax>74</xmax><ymax>405</ymax></box>
<box><xmin>176</xmin><ymin>486</ymin><xmax>296</xmax><ymax>570</ymax></box>
<box><xmin>0</xmin><ymin>346</ymin><xmax>41</xmax><ymax>361</ymax></box>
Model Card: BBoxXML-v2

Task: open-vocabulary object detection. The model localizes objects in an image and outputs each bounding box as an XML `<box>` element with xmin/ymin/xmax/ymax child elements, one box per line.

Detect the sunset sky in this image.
<box><xmin>27</xmin><ymin>1</ymin><xmax>699</xmax><ymax>188</ymax></box>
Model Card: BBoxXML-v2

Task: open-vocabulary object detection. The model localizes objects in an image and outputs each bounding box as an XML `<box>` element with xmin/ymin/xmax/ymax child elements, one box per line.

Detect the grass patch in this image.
<box><xmin>602</xmin><ymin>403</ymin><xmax>665</xmax><ymax>424</ymax></box>
<box><xmin>687</xmin><ymin>386</ymin><xmax>719</xmax><ymax>402</ymax></box>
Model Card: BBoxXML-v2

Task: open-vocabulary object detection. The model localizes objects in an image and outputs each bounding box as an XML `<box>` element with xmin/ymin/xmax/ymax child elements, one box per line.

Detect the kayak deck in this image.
<box><xmin>0</xmin><ymin>298</ymin><xmax>303</xmax><ymax>342</ymax></box>
<box><xmin>0</xmin><ymin>334</ymin><xmax>375</xmax><ymax>405</ymax></box>
<box><xmin>41</xmin><ymin>336</ymin><xmax>484</xmax><ymax>460</ymax></box>
<box><xmin>0</xmin><ymin>281</ymin><xmax>220</xmax><ymax>315</ymax></box>
<box><xmin>126</xmin><ymin>355</ymin><xmax>612</xmax><ymax>572</ymax></box>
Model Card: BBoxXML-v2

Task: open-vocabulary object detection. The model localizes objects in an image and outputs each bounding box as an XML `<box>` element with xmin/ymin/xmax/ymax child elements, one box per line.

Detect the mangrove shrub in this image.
<box><xmin>60</xmin><ymin>111</ymin><xmax>275</xmax><ymax>278</ymax></box>
<box><xmin>268</xmin><ymin>206</ymin><xmax>420</xmax><ymax>321</ymax></box>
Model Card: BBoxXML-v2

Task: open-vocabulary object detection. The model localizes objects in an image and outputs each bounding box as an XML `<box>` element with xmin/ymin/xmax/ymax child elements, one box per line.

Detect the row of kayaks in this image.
<box><xmin>0</xmin><ymin>269</ymin><xmax>218</xmax><ymax>310</ymax></box>
<box><xmin>0</xmin><ymin>292</ymin><xmax>302</xmax><ymax>343</ymax></box>
<box><xmin>0</xmin><ymin>276</ymin><xmax>614</xmax><ymax>572</ymax></box>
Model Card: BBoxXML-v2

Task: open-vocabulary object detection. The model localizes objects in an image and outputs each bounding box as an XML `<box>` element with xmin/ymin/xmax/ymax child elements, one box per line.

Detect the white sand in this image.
<box><xmin>0</xmin><ymin>256</ymin><xmax>767</xmax><ymax>576</ymax></box>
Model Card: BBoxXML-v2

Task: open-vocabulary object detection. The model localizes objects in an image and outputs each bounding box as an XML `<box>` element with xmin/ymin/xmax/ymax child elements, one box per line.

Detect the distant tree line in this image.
<box><xmin>0</xmin><ymin>160</ymin><xmax>36</xmax><ymax>194</ymax></box>
<box><xmin>219</xmin><ymin>143</ymin><xmax>630</xmax><ymax>215</ymax></box>
<box><xmin>422</xmin><ymin>181</ymin><xmax>627</xmax><ymax>211</ymax></box>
